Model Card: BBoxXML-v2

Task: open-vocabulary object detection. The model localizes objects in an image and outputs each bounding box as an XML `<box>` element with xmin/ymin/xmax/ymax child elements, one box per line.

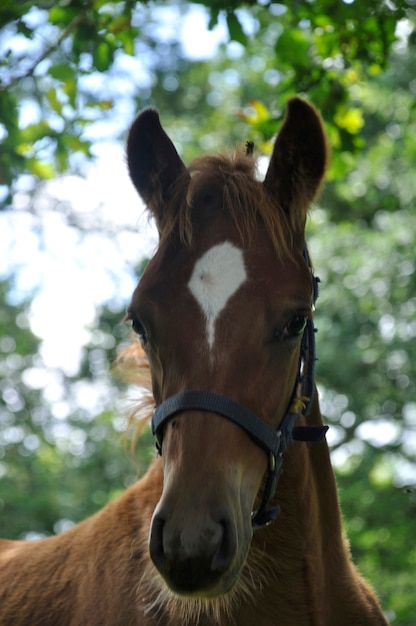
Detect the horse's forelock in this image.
<box><xmin>157</xmin><ymin>150</ymin><xmax>296</xmax><ymax>259</ymax></box>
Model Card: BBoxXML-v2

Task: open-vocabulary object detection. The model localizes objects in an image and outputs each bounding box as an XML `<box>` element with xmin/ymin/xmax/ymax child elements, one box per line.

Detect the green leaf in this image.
<box><xmin>334</xmin><ymin>107</ymin><xmax>365</xmax><ymax>135</ymax></box>
<box><xmin>275</xmin><ymin>29</ymin><xmax>311</xmax><ymax>69</ymax></box>
<box><xmin>62</xmin><ymin>78</ymin><xmax>77</xmax><ymax>109</ymax></box>
<box><xmin>226</xmin><ymin>12</ymin><xmax>247</xmax><ymax>46</ymax></box>
<box><xmin>93</xmin><ymin>40</ymin><xmax>114</xmax><ymax>72</ymax></box>
<box><xmin>48</xmin><ymin>6</ymin><xmax>77</xmax><ymax>26</ymax></box>
<box><xmin>46</xmin><ymin>89</ymin><xmax>62</xmax><ymax>114</ymax></box>
<box><xmin>26</xmin><ymin>157</ymin><xmax>55</xmax><ymax>179</ymax></box>
<box><xmin>49</xmin><ymin>64</ymin><xmax>75</xmax><ymax>82</ymax></box>
<box><xmin>208</xmin><ymin>7</ymin><xmax>220</xmax><ymax>30</ymax></box>
<box><xmin>122</xmin><ymin>36</ymin><xmax>135</xmax><ymax>56</ymax></box>
<box><xmin>20</xmin><ymin>121</ymin><xmax>56</xmax><ymax>143</ymax></box>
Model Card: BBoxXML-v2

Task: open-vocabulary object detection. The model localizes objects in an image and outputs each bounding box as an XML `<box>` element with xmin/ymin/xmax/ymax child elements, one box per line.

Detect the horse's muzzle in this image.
<box><xmin>149</xmin><ymin>508</ymin><xmax>238</xmax><ymax>595</ymax></box>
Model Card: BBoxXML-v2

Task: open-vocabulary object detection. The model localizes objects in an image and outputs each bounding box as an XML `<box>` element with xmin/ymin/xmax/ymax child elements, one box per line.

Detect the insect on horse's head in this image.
<box><xmin>126</xmin><ymin>98</ymin><xmax>328</xmax><ymax>600</ymax></box>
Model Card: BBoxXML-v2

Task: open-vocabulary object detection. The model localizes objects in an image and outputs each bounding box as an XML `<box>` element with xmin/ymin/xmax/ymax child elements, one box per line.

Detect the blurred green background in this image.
<box><xmin>0</xmin><ymin>2</ymin><xmax>415</xmax><ymax>623</ymax></box>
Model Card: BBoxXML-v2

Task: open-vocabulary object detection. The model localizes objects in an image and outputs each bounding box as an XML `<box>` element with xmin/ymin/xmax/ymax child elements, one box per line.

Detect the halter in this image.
<box><xmin>151</xmin><ymin>245</ymin><xmax>328</xmax><ymax>529</ymax></box>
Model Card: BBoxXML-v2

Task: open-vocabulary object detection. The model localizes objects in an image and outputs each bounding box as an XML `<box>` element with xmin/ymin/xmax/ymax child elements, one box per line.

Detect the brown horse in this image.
<box><xmin>0</xmin><ymin>98</ymin><xmax>388</xmax><ymax>625</ymax></box>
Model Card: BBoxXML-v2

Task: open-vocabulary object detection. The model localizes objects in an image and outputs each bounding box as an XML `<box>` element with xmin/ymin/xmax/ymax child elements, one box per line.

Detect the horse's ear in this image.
<box><xmin>127</xmin><ymin>109</ymin><xmax>188</xmax><ymax>229</ymax></box>
<box><xmin>263</xmin><ymin>97</ymin><xmax>328</xmax><ymax>236</ymax></box>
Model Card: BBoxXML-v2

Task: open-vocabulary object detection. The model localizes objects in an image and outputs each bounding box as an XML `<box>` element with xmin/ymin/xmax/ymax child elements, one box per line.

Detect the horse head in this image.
<box><xmin>126</xmin><ymin>98</ymin><xmax>328</xmax><ymax>599</ymax></box>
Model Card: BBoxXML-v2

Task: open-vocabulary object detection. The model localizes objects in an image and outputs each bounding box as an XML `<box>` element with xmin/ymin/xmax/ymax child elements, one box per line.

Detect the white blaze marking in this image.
<box><xmin>188</xmin><ymin>242</ymin><xmax>247</xmax><ymax>348</ymax></box>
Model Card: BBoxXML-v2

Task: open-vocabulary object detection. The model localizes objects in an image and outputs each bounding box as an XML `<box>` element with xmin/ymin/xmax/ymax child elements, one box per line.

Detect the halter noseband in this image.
<box><xmin>151</xmin><ymin>245</ymin><xmax>328</xmax><ymax>529</ymax></box>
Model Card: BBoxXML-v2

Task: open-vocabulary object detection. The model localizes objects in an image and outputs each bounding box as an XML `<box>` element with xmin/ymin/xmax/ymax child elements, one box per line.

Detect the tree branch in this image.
<box><xmin>0</xmin><ymin>12</ymin><xmax>86</xmax><ymax>92</ymax></box>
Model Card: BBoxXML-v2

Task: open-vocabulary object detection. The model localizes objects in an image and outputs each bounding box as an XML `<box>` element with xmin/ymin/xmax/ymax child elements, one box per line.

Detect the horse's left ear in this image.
<box><xmin>263</xmin><ymin>97</ymin><xmax>328</xmax><ymax>236</ymax></box>
<box><xmin>127</xmin><ymin>109</ymin><xmax>188</xmax><ymax>230</ymax></box>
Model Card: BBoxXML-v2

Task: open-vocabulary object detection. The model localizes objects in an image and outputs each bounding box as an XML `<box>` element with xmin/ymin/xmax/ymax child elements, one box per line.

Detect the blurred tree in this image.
<box><xmin>0</xmin><ymin>0</ymin><xmax>414</xmax><ymax>209</ymax></box>
<box><xmin>0</xmin><ymin>283</ymin><xmax>153</xmax><ymax>539</ymax></box>
<box><xmin>0</xmin><ymin>1</ymin><xmax>415</xmax><ymax>623</ymax></box>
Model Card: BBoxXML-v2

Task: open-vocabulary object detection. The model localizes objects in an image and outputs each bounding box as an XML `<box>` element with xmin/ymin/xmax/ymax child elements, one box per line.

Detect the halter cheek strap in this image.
<box><xmin>152</xmin><ymin>385</ymin><xmax>328</xmax><ymax>528</ymax></box>
<box><xmin>151</xmin><ymin>245</ymin><xmax>329</xmax><ymax>529</ymax></box>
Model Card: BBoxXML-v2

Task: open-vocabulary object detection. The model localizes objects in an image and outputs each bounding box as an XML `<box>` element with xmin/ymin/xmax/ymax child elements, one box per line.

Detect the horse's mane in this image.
<box><xmin>160</xmin><ymin>150</ymin><xmax>295</xmax><ymax>259</ymax></box>
<box><xmin>117</xmin><ymin>150</ymin><xmax>299</xmax><ymax>447</ymax></box>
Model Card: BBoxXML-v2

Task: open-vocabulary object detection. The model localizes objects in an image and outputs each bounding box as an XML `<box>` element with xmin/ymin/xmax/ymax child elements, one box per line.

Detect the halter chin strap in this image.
<box><xmin>151</xmin><ymin>245</ymin><xmax>328</xmax><ymax>529</ymax></box>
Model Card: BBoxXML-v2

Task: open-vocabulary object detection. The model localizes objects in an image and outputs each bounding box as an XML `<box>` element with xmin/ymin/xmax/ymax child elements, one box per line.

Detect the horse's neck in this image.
<box><xmin>239</xmin><ymin>397</ymin><xmax>384</xmax><ymax>626</ymax></box>
<box><xmin>243</xmin><ymin>419</ymin><xmax>341</xmax><ymax>625</ymax></box>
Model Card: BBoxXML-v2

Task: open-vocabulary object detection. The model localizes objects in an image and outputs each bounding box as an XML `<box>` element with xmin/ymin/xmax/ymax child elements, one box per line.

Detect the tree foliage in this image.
<box><xmin>0</xmin><ymin>287</ymin><xmax>153</xmax><ymax>539</ymax></box>
<box><xmin>1</xmin><ymin>0</ymin><xmax>414</xmax><ymax>206</ymax></box>
<box><xmin>0</xmin><ymin>2</ymin><xmax>415</xmax><ymax>623</ymax></box>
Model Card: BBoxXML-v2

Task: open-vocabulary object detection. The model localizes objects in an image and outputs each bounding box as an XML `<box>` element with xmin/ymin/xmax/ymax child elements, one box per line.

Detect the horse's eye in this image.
<box><xmin>283</xmin><ymin>315</ymin><xmax>308</xmax><ymax>339</ymax></box>
<box><xmin>134</xmin><ymin>324</ymin><xmax>148</xmax><ymax>346</ymax></box>
<box><xmin>125</xmin><ymin>313</ymin><xmax>148</xmax><ymax>346</ymax></box>
<box><xmin>132</xmin><ymin>319</ymin><xmax>147</xmax><ymax>342</ymax></box>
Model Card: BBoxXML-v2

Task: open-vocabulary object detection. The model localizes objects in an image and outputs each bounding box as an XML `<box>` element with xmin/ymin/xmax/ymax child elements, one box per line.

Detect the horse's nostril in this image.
<box><xmin>149</xmin><ymin>514</ymin><xmax>165</xmax><ymax>568</ymax></box>
<box><xmin>211</xmin><ymin>519</ymin><xmax>236</xmax><ymax>574</ymax></box>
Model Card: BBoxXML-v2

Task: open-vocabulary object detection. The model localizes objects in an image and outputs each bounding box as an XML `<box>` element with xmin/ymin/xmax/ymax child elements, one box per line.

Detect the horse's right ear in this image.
<box><xmin>263</xmin><ymin>97</ymin><xmax>328</xmax><ymax>238</ymax></box>
<box><xmin>127</xmin><ymin>109</ymin><xmax>188</xmax><ymax>230</ymax></box>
